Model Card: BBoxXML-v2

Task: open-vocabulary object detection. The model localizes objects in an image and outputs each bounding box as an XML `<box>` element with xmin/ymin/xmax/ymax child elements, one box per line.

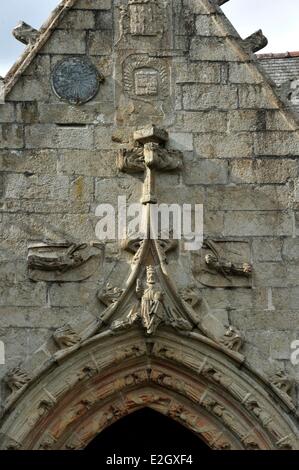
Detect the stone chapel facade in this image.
<box><xmin>0</xmin><ymin>0</ymin><xmax>298</xmax><ymax>450</ymax></box>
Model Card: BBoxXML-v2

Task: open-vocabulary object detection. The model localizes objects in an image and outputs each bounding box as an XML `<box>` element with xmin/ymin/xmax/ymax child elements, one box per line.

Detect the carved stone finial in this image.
<box><xmin>243</xmin><ymin>29</ymin><xmax>268</xmax><ymax>53</ymax></box>
<box><xmin>53</xmin><ymin>325</ymin><xmax>81</xmax><ymax>350</ymax></box>
<box><xmin>5</xmin><ymin>368</ymin><xmax>30</xmax><ymax>396</ymax></box>
<box><xmin>220</xmin><ymin>326</ymin><xmax>244</xmax><ymax>352</ymax></box>
<box><xmin>12</xmin><ymin>21</ymin><xmax>39</xmax><ymax>46</ymax></box>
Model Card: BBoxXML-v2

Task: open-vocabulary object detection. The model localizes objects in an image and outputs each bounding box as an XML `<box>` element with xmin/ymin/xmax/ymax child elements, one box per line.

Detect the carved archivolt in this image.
<box><xmin>0</xmin><ymin>330</ymin><xmax>298</xmax><ymax>450</ymax></box>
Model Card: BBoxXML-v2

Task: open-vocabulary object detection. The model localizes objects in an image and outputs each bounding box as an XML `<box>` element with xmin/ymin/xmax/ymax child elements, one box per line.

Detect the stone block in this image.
<box><xmin>88</xmin><ymin>31</ymin><xmax>112</xmax><ymax>55</ymax></box>
<box><xmin>229</xmin><ymin>63</ymin><xmax>263</xmax><ymax>84</ymax></box>
<box><xmin>95</xmin><ymin>176</ymin><xmax>143</xmax><ymax>205</ymax></box>
<box><xmin>282</xmin><ymin>238</ymin><xmax>299</xmax><ymax>262</ymax></box>
<box><xmin>190</xmin><ymin>37</ymin><xmax>239</xmax><ymax>61</ymax></box>
<box><xmin>75</xmin><ymin>0</ymin><xmax>112</xmax><ymax>9</ymax></box>
<box><xmin>183</xmin><ymin>84</ymin><xmax>238</xmax><ymax>110</ymax></box>
<box><xmin>228</xmin><ymin>110</ymin><xmax>265</xmax><ymax>132</ymax></box>
<box><xmin>254</xmin><ymin>131</ymin><xmax>299</xmax><ymax>156</ymax></box>
<box><xmin>0</xmin><ymin>124</ymin><xmax>24</xmax><ymax>149</ymax></box>
<box><xmin>4</xmin><ymin>174</ymin><xmax>69</xmax><ymax>200</ymax></box>
<box><xmin>0</xmin><ymin>104</ymin><xmax>15</xmax><ymax>123</ymax></box>
<box><xmin>194</xmin><ymin>132</ymin><xmax>253</xmax><ymax>158</ymax></box>
<box><xmin>195</xmin><ymin>14</ymin><xmax>228</xmax><ymax>37</ymax></box>
<box><xmin>48</xmin><ymin>282</ymin><xmax>98</xmax><ymax>308</ymax></box>
<box><xmin>168</xmin><ymin>132</ymin><xmax>193</xmax><ymax>151</ymax></box>
<box><xmin>223</xmin><ymin>211</ymin><xmax>292</xmax><ymax>237</ymax></box>
<box><xmin>175</xmin><ymin>62</ymin><xmax>221</xmax><ymax>84</ymax></box>
<box><xmin>252</xmin><ymin>238</ymin><xmax>283</xmax><ymax>262</ymax></box>
<box><xmin>0</xmin><ymin>282</ymin><xmax>47</xmax><ymax>307</ymax></box>
<box><xmin>184</xmin><ymin>158</ymin><xmax>228</xmax><ymax>184</ymax></box>
<box><xmin>175</xmin><ymin>111</ymin><xmax>227</xmax><ymax>132</ymax></box>
<box><xmin>238</xmin><ymin>84</ymin><xmax>279</xmax><ymax>109</ymax></box>
<box><xmin>57</xmin><ymin>149</ymin><xmax>117</xmax><ymax>177</ymax></box>
<box><xmin>0</xmin><ymin>149</ymin><xmax>57</xmax><ymax>175</ymax></box>
<box><xmin>41</xmin><ymin>30</ymin><xmax>86</xmax><ymax>54</ymax></box>
<box><xmin>59</xmin><ymin>10</ymin><xmax>95</xmax><ymax>30</ymax></box>
<box><xmin>25</xmin><ymin>124</ymin><xmax>94</xmax><ymax>149</ymax></box>
<box><xmin>230</xmin><ymin>158</ymin><xmax>298</xmax><ymax>184</ymax></box>
<box><xmin>206</xmin><ymin>184</ymin><xmax>290</xmax><ymax>210</ymax></box>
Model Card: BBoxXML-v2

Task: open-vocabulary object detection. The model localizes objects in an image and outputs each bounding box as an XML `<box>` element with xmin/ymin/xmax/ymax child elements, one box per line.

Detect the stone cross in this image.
<box><xmin>117</xmin><ymin>125</ymin><xmax>183</xmax><ymax>204</ymax></box>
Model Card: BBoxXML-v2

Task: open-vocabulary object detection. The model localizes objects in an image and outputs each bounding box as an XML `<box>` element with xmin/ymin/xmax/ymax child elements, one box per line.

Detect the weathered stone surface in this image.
<box><xmin>194</xmin><ymin>132</ymin><xmax>253</xmax><ymax>158</ymax></box>
<box><xmin>182</xmin><ymin>84</ymin><xmax>238</xmax><ymax>110</ymax></box>
<box><xmin>230</xmin><ymin>158</ymin><xmax>298</xmax><ymax>183</ymax></box>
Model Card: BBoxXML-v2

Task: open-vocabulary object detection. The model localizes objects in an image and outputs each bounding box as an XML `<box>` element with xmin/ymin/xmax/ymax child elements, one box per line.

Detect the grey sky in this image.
<box><xmin>0</xmin><ymin>0</ymin><xmax>298</xmax><ymax>77</ymax></box>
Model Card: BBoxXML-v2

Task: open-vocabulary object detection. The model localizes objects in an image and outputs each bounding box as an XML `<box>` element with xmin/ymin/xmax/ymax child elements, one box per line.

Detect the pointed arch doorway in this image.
<box><xmin>86</xmin><ymin>408</ymin><xmax>210</xmax><ymax>452</ymax></box>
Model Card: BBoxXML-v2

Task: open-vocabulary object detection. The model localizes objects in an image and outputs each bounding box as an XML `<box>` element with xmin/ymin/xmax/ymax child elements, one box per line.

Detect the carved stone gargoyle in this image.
<box><xmin>12</xmin><ymin>21</ymin><xmax>40</xmax><ymax>46</ymax></box>
<box><xmin>27</xmin><ymin>241</ymin><xmax>104</xmax><ymax>282</ymax></box>
<box><xmin>193</xmin><ymin>240</ymin><xmax>253</xmax><ymax>288</ymax></box>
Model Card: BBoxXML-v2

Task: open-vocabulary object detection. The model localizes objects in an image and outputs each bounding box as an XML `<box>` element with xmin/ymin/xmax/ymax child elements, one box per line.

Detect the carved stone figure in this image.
<box><xmin>53</xmin><ymin>325</ymin><xmax>81</xmax><ymax>350</ymax></box>
<box><xmin>180</xmin><ymin>287</ymin><xmax>202</xmax><ymax>308</ymax></box>
<box><xmin>193</xmin><ymin>240</ymin><xmax>253</xmax><ymax>288</ymax></box>
<box><xmin>12</xmin><ymin>21</ymin><xmax>39</xmax><ymax>45</ymax></box>
<box><xmin>205</xmin><ymin>254</ymin><xmax>252</xmax><ymax>277</ymax></box>
<box><xmin>98</xmin><ymin>283</ymin><xmax>124</xmax><ymax>307</ymax></box>
<box><xmin>5</xmin><ymin>368</ymin><xmax>30</xmax><ymax>395</ymax></box>
<box><xmin>27</xmin><ymin>241</ymin><xmax>104</xmax><ymax>282</ymax></box>
<box><xmin>220</xmin><ymin>326</ymin><xmax>244</xmax><ymax>353</ymax></box>
<box><xmin>128</xmin><ymin>266</ymin><xmax>165</xmax><ymax>335</ymax></box>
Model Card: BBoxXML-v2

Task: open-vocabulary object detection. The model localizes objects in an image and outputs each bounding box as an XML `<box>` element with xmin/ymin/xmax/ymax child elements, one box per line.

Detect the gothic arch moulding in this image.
<box><xmin>0</xmin><ymin>329</ymin><xmax>298</xmax><ymax>451</ymax></box>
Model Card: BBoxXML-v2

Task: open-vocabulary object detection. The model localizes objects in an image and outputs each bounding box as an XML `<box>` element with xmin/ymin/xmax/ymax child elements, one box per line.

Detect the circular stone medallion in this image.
<box><xmin>52</xmin><ymin>57</ymin><xmax>102</xmax><ymax>105</ymax></box>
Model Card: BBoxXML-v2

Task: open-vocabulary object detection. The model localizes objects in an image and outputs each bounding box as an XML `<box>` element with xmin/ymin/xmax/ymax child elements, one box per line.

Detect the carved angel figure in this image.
<box><xmin>205</xmin><ymin>253</ymin><xmax>252</xmax><ymax>277</ymax></box>
<box><xmin>204</xmin><ymin>240</ymin><xmax>252</xmax><ymax>279</ymax></box>
<box><xmin>28</xmin><ymin>243</ymin><xmax>87</xmax><ymax>273</ymax></box>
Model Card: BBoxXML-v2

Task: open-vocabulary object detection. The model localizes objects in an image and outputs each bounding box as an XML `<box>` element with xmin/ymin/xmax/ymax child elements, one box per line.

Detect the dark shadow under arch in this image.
<box><xmin>85</xmin><ymin>408</ymin><xmax>210</xmax><ymax>452</ymax></box>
